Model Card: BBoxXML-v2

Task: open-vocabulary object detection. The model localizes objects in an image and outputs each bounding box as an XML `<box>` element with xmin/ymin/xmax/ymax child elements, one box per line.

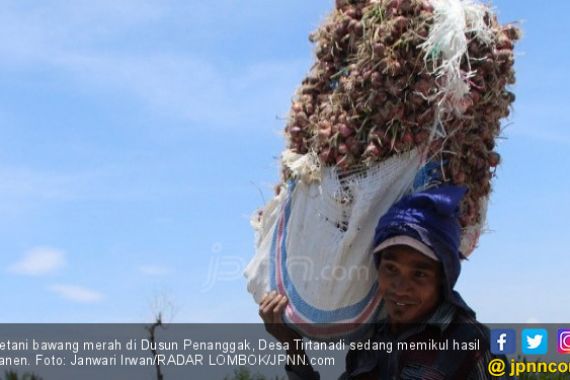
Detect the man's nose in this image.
<box><xmin>391</xmin><ymin>275</ymin><xmax>413</xmax><ymax>294</ymax></box>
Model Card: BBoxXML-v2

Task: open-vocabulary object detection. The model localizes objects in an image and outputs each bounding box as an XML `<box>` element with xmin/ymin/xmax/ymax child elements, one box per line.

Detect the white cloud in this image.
<box><xmin>49</xmin><ymin>284</ymin><xmax>104</xmax><ymax>303</ymax></box>
<box><xmin>0</xmin><ymin>1</ymin><xmax>165</xmax><ymax>60</ymax></box>
<box><xmin>0</xmin><ymin>2</ymin><xmax>309</xmax><ymax>128</ymax></box>
<box><xmin>8</xmin><ymin>247</ymin><xmax>66</xmax><ymax>275</ymax></box>
<box><xmin>138</xmin><ymin>265</ymin><xmax>172</xmax><ymax>276</ymax></box>
<box><xmin>0</xmin><ymin>163</ymin><xmax>195</xmax><ymax>205</ymax></box>
<box><xmin>46</xmin><ymin>52</ymin><xmax>306</xmax><ymax>128</ymax></box>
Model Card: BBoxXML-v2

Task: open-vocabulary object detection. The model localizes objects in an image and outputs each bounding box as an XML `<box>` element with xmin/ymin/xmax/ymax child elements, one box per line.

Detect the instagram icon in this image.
<box><xmin>558</xmin><ymin>329</ymin><xmax>570</xmax><ymax>354</ymax></box>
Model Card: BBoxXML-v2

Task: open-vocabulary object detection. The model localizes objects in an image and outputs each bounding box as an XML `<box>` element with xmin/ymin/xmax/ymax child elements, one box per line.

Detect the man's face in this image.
<box><xmin>377</xmin><ymin>244</ymin><xmax>443</xmax><ymax>326</ymax></box>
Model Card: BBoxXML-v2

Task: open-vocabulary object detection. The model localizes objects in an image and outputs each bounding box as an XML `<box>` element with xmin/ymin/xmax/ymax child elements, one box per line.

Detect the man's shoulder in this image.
<box><xmin>445</xmin><ymin>310</ymin><xmax>491</xmax><ymax>345</ymax></box>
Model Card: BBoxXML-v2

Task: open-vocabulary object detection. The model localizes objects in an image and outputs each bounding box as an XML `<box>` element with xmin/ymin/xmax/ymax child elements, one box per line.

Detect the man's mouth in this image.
<box><xmin>387</xmin><ymin>298</ymin><xmax>418</xmax><ymax>307</ymax></box>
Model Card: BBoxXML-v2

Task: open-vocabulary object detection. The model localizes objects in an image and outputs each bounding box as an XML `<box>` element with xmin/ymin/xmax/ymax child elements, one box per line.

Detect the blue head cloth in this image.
<box><xmin>373</xmin><ymin>185</ymin><xmax>475</xmax><ymax>316</ymax></box>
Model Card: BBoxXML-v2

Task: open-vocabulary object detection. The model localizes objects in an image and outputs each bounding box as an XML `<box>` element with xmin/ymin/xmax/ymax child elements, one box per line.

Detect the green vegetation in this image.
<box><xmin>3</xmin><ymin>371</ymin><xmax>42</xmax><ymax>380</ymax></box>
<box><xmin>518</xmin><ymin>373</ymin><xmax>570</xmax><ymax>380</ymax></box>
<box><xmin>223</xmin><ymin>367</ymin><xmax>285</xmax><ymax>380</ymax></box>
<box><xmin>514</xmin><ymin>357</ymin><xmax>570</xmax><ymax>379</ymax></box>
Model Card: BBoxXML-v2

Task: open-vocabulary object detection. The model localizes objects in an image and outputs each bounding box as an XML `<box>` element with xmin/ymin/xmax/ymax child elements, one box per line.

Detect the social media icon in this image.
<box><xmin>522</xmin><ymin>329</ymin><xmax>548</xmax><ymax>355</ymax></box>
<box><xmin>491</xmin><ymin>329</ymin><xmax>516</xmax><ymax>355</ymax></box>
<box><xmin>558</xmin><ymin>329</ymin><xmax>570</xmax><ymax>354</ymax></box>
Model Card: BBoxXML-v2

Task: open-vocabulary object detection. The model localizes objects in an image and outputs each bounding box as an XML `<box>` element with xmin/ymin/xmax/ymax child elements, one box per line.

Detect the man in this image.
<box><xmin>259</xmin><ymin>186</ymin><xmax>511</xmax><ymax>379</ymax></box>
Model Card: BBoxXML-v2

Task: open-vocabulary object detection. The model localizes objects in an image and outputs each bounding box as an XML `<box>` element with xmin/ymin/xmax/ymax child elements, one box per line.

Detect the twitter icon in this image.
<box><xmin>522</xmin><ymin>329</ymin><xmax>548</xmax><ymax>355</ymax></box>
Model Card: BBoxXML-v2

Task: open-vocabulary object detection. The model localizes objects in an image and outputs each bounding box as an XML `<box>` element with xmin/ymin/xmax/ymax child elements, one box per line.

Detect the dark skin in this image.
<box><xmin>377</xmin><ymin>245</ymin><xmax>443</xmax><ymax>332</ymax></box>
<box><xmin>258</xmin><ymin>245</ymin><xmax>444</xmax><ymax>366</ymax></box>
<box><xmin>258</xmin><ymin>291</ymin><xmax>304</xmax><ymax>356</ymax></box>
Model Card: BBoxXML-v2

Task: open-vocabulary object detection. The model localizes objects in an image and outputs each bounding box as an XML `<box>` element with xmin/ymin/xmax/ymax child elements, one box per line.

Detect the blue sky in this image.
<box><xmin>0</xmin><ymin>0</ymin><xmax>568</xmax><ymax>324</ymax></box>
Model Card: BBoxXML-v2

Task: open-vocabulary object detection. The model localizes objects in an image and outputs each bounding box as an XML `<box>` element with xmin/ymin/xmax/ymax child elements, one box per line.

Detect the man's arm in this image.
<box><xmin>258</xmin><ymin>292</ymin><xmax>320</xmax><ymax>380</ymax></box>
<box><xmin>259</xmin><ymin>293</ymin><xmax>380</xmax><ymax>379</ymax></box>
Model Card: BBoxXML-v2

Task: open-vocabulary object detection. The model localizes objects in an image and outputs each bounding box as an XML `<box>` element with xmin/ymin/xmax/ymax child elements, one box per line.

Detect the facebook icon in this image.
<box><xmin>491</xmin><ymin>329</ymin><xmax>516</xmax><ymax>355</ymax></box>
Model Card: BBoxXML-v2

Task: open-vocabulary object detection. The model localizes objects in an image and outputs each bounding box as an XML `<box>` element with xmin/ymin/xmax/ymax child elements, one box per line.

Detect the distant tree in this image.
<box><xmin>146</xmin><ymin>312</ymin><xmax>165</xmax><ymax>380</ymax></box>
<box><xmin>145</xmin><ymin>290</ymin><xmax>177</xmax><ymax>380</ymax></box>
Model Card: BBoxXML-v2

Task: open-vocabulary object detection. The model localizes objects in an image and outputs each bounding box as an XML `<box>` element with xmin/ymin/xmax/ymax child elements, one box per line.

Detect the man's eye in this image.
<box><xmin>414</xmin><ymin>271</ymin><xmax>428</xmax><ymax>278</ymax></box>
<box><xmin>384</xmin><ymin>264</ymin><xmax>397</xmax><ymax>273</ymax></box>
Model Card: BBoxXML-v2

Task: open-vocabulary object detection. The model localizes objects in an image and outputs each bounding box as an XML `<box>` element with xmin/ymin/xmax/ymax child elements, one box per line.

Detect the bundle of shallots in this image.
<box><xmin>283</xmin><ymin>0</ymin><xmax>519</xmax><ymax>228</ymax></box>
<box><xmin>245</xmin><ymin>0</ymin><xmax>519</xmax><ymax>340</ymax></box>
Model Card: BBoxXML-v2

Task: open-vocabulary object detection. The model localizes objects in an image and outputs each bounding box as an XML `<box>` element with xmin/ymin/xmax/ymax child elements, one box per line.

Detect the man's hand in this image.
<box><xmin>258</xmin><ymin>291</ymin><xmax>302</xmax><ymax>350</ymax></box>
